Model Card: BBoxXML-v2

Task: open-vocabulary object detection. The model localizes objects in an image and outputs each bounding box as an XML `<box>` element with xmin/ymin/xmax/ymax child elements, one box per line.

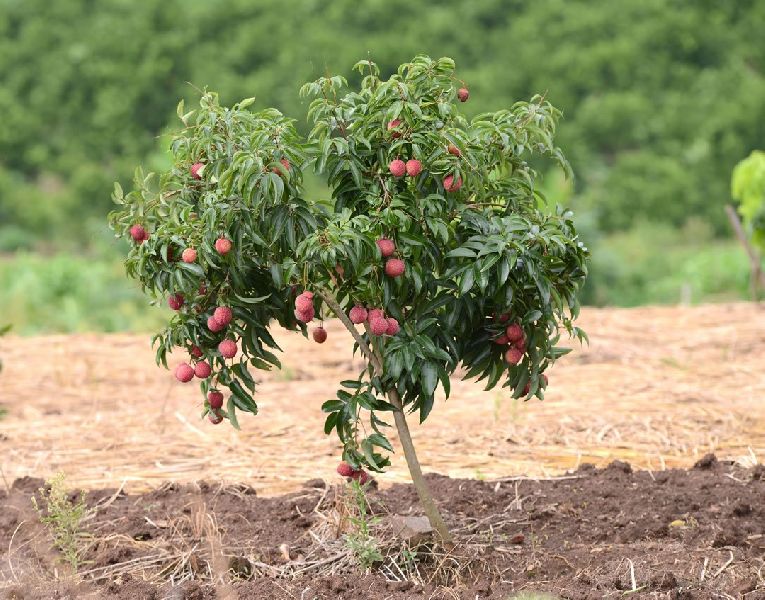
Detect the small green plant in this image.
<box><xmin>343</xmin><ymin>481</ymin><xmax>383</xmax><ymax>570</ymax></box>
<box><xmin>31</xmin><ymin>473</ymin><xmax>91</xmax><ymax>572</ymax></box>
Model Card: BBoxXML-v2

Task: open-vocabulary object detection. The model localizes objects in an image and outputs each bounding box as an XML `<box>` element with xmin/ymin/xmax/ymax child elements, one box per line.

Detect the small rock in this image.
<box><xmin>510</xmin><ymin>533</ymin><xmax>525</xmax><ymax>544</ymax></box>
<box><xmin>693</xmin><ymin>453</ymin><xmax>717</xmax><ymax>470</ymax></box>
<box><xmin>389</xmin><ymin>515</ymin><xmax>433</xmax><ymax>545</ymax></box>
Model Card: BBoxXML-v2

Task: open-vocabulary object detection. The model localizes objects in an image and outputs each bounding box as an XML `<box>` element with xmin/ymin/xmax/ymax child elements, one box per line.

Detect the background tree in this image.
<box><xmin>109</xmin><ymin>56</ymin><xmax>588</xmax><ymax>542</ymax></box>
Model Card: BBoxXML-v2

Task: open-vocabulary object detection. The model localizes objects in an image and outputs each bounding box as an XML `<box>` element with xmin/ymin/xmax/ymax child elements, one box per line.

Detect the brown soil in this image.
<box><xmin>2</xmin><ymin>458</ymin><xmax>764</xmax><ymax>598</ymax></box>
<box><xmin>1</xmin><ymin>303</ymin><xmax>764</xmax><ymax>496</ymax></box>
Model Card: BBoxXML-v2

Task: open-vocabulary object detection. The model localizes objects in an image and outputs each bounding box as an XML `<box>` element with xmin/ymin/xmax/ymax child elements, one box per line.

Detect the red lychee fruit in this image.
<box><xmin>385</xmin><ymin>318</ymin><xmax>400</xmax><ymax>336</ymax></box>
<box><xmin>387</xmin><ymin>119</ymin><xmax>402</xmax><ymax>138</ymax></box>
<box><xmin>213</xmin><ymin>306</ymin><xmax>233</xmax><ymax>327</ymax></box>
<box><xmin>175</xmin><ymin>363</ymin><xmax>194</xmax><ymax>383</ymax></box>
<box><xmin>337</xmin><ymin>461</ymin><xmax>355</xmax><ymax>477</ymax></box>
<box><xmin>376</xmin><ymin>238</ymin><xmax>396</xmax><ymax>258</ymax></box>
<box><xmin>457</xmin><ymin>87</ymin><xmax>470</xmax><ymax>102</ymax></box>
<box><xmin>368</xmin><ymin>308</ymin><xmax>385</xmax><ymax>321</ymax></box>
<box><xmin>447</xmin><ymin>143</ymin><xmax>461</xmax><ymax>157</ymax></box>
<box><xmin>351</xmin><ymin>470</ymin><xmax>370</xmax><ymax>485</ymax></box>
<box><xmin>190</xmin><ymin>162</ymin><xmax>205</xmax><ymax>180</ymax></box>
<box><xmin>198</xmin><ymin>282</ymin><xmax>208</xmax><ymax>296</ymax></box>
<box><xmin>505</xmin><ymin>347</ymin><xmax>523</xmax><ymax>365</ymax></box>
<box><xmin>295</xmin><ymin>294</ymin><xmax>314</xmax><ymax>312</ymax></box>
<box><xmin>301</xmin><ymin>290</ymin><xmax>314</xmax><ymax>299</ymax></box>
<box><xmin>129</xmin><ymin>224</ymin><xmax>147</xmax><ymax>243</ymax></box>
<box><xmin>496</xmin><ymin>313</ymin><xmax>510</xmax><ymax>323</ymax></box>
<box><xmin>349</xmin><ymin>305</ymin><xmax>368</xmax><ymax>324</ymax></box>
<box><xmin>512</xmin><ymin>336</ymin><xmax>527</xmax><ymax>354</ymax></box>
<box><xmin>405</xmin><ymin>159</ymin><xmax>422</xmax><ymax>177</ymax></box>
<box><xmin>541</xmin><ymin>374</ymin><xmax>549</xmax><ymax>387</ymax></box>
<box><xmin>218</xmin><ymin>339</ymin><xmax>237</xmax><ymax>359</ymax></box>
<box><xmin>370</xmin><ymin>317</ymin><xmax>389</xmax><ymax>336</ymax></box>
<box><xmin>443</xmin><ymin>174</ymin><xmax>463</xmax><ymax>192</ymax></box>
<box><xmin>207</xmin><ymin>315</ymin><xmax>226</xmax><ymax>333</ymax></box>
<box><xmin>313</xmin><ymin>327</ymin><xmax>327</xmax><ymax>344</ymax></box>
<box><xmin>271</xmin><ymin>157</ymin><xmax>291</xmax><ymax>176</ymax></box>
<box><xmin>522</xmin><ymin>382</ymin><xmax>531</xmax><ymax>395</ymax></box>
<box><xmin>208</xmin><ymin>410</ymin><xmax>224</xmax><ymax>425</ymax></box>
<box><xmin>389</xmin><ymin>159</ymin><xmax>406</xmax><ymax>177</ymax></box>
<box><xmin>505</xmin><ymin>323</ymin><xmax>524</xmax><ymax>343</ymax></box>
<box><xmin>385</xmin><ymin>258</ymin><xmax>405</xmax><ymax>278</ymax></box>
<box><xmin>182</xmin><ymin>248</ymin><xmax>197</xmax><ymax>263</ymax></box>
<box><xmin>208</xmin><ymin>390</ymin><xmax>224</xmax><ymax>409</ymax></box>
<box><xmin>494</xmin><ymin>334</ymin><xmax>509</xmax><ymax>345</ymax></box>
<box><xmin>194</xmin><ymin>361</ymin><xmax>212</xmax><ymax>379</ymax></box>
<box><xmin>168</xmin><ymin>293</ymin><xmax>184</xmax><ymax>311</ymax></box>
<box><xmin>215</xmin><ymin>238</ymin><xmax>232</xmax><ymax>255</ymax></box>
<box><xmin>190</xmin><ymin>345</ymin><xmax>203</xmax><ymax>359</ymax></box>
<box><xmin>294</xmin><ymin>308</ymin><xmax>315</xmax><ymax>323</ymax></box>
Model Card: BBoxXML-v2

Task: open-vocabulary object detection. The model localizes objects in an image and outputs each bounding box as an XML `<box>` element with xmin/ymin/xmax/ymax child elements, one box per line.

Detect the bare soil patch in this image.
<box><xmin>2</xmin><ymin>459</ymin><xmax>764</xmax><ymax>598</ymax></box>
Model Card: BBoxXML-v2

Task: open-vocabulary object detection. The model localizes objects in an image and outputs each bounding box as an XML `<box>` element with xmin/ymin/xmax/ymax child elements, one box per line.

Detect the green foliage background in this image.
<box><xmin>1</xmin><ymin>0</ymin><xmax>762</xmax><ymax>332</ymax></box>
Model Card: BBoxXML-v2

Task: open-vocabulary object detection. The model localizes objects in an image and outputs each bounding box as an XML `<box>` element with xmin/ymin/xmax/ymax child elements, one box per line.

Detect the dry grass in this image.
<box><xmin>0</xmin><ymin>303</ymin><xmax>764</xmax><ymax>495</ymax></box>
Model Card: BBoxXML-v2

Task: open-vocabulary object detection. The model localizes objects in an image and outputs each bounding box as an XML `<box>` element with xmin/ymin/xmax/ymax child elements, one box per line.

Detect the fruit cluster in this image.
<box><xmin>336</xmin><ymin>461</ymin><xmax>371</xmax><ymax>485</ymax></box>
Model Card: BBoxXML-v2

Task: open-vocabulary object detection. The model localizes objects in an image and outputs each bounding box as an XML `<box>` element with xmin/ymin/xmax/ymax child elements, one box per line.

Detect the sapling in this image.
<box><xmin>109</xmin><ymin>55</ymin><xmax>588</xmax><ymax>544</ymax></box>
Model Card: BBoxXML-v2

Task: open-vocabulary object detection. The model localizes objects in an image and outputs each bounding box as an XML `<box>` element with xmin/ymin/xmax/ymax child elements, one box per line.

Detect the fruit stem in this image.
<box><xmin>318</xmin><ymin>288</ymin><xmax>453</xmax><ymax>544</ymax></box>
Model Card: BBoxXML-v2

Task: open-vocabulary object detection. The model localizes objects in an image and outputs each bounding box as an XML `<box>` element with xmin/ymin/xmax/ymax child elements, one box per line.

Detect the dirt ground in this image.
<box><xmin>0</xmin><ymin>303</ymin><xmax>764</xmax><ymax>495</ymax></box>
<box><xmin>1</xmin><ymin>460</ymin><xmax>764</xmax><ymax>598</ymax></box>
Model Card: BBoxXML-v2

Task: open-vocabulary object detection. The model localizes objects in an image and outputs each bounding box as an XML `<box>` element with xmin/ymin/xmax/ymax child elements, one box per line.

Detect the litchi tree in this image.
<box><xmin>109</xmin><ymin>56</ymin><xmax>588</xmax><ymax>544</ymax></box>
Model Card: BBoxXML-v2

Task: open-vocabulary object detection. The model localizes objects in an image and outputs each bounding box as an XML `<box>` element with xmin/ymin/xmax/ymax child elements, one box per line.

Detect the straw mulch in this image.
<box><xmin>0</xmin><ymin>303</ymin><xmax>763</xmax><ymax>495</ymax></box>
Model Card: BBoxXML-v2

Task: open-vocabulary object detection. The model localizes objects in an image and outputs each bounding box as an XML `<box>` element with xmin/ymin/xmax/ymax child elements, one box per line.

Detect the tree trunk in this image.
<box><xmin>317</xmin><ymin>289</ymin><xmax>454</xmax><ymax>545</ymax></box>
<box><xmin>386</xmin><ymin>387</ymin><xmax>454</xmax><ymax>545</ymax></box>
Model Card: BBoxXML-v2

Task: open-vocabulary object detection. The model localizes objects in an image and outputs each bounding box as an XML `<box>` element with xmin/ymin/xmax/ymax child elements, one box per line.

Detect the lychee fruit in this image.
<box><xmin>272</xmin><ymin>158</ymin><xmax>291</xmax><ymax>176</ymax></box>
<box><xmin>522</xmin><ymin>382</ymin><xmax>531</xmax><ymax>395</ymax></box>
<box><xmin>215</xmin><ymin>238</ymin><xmax>232</xmax><ymax>255</ymax></box>
<box><xmin>168</xmin><ymin>293</ymin><xmax>184</xmax><ymax>311</ymax></box>
<box><xmin>496</xmin><ymin>312</ymin><xmax>510</xmax><ymax>323</ymax></box>
<box><xmin>385</xmin><ymin>258</ymin><xmax>405</xmax><ymax>278</ymax></box>
<box><xmin>218</xmin><ymin>339</ymin><xmax>237</xmax><ymax>359</ymax></box>
<box><xmin>207</xmin><ymin>315</ymin><xmax>226</xmax><ymax>333</ymax></box>
<box><xmin>337</xmin><ymin>461</ymin><xmax>355</xmax><ymax>477</ymax></box>
<box><xmin>368</xmin><ymin>308</ymin><xmax>385</xmax><ymax>321</ymax></box>
<box><xmin>175</xmin><ymin>363</ymin><xmax>195</xmax><ymax>383</ymax></box>
<box><xmin>370</xmin><ymin>317</ymin><xmax>388</xmax><ymax>336</ymax></box>
<box><xmin>512</xmin><ymin>336</ymin><xmax>527</xmax><ymax>354</ymax></box>
<box><xmin>208</xmin><ymin>410</ymin><xmax>224</xmax><ymax>425</ymax></box>
<box><xmin>294</xmin><ymin>308</ymin><xmax>315</xmax><ymax>323</ymax></box>
<box><xmin>213</xmin><ymin>306</ymin><xmax>233</xmax><ymax>327</ymax></box>
<box><xmin>349</xmin><ymin>305</ymin><xmax>368</xmax><ymax>324</ymax></box>
<box><xmin>351</xmin><ymin>470</ymin><xmax>370</xmax><ymax>485</ymax></box>
<box><xmin>443</xmin><ymin>174</ymin><xmax>463</xmax><ymax>192</ymax></box>
<box><xmin>457</xmin><ymin>87</ymin><xmax>470</xmax><ymax>102</ymax></box>
<box><xmin>405</xmin><ymin>159</ymin><xmax>422</xmax><ymax>177</ymax></box>
<box><xmin>208</xmin><ymin>390</ymin><xmax>224</xmax><ymax>409</ymax></box>
<box><xmin>313</xmin><ymin>327</ymin><xmax>327</xmax><ymax>344</ymax></box>
<box><xmin>190</xmin><ymin>162</ymin><xmax>205</xmax><ymax>180</ymax></box>
<box><xmin>387</xmin><ymin>119</ymin><xmax>402</xmax><ymax>137</ymax></box>
<box><xmin>505</xmin><ymin>347</ymin><xmax>523</xmax><ymax>365</ymax></box>
<box><xmin>182</xmin><ymin>248</ymin><xmax>197</xmax><ymax>263</ymax></box>
<box><xmin>505</xmin><ymin>323</ymin><xmax>524</xmax><ymax>343</ymax></box>
<box><xmin>295</xmin><ymin>294</ymin><xmax>314</xmax><ymax>312</ymax></box>
<box><xmin>493</xmin><ymin>334</ymin><xmax>509</xmax><ymax>345</ymax></box>
<box><xmin>385</xmin><ymin>318</ymin><xmax>400</xmax><ymax>336</ymax></box>
<box><xmin>376</xmin><ymin>238</ymin><xmax>396</xmax><ymax>258</ymax></box>
<box><xmin>447</xmin><ymin>143</ymin><xmax>461</xmax><ymax>157</ymax></box>
<box><xmin>194</xmin><ymin>361</ymin><xmax>212</xmax><ymax>379</ymax></box>
<box><xmin>541</xmin><ymin>374</ymin><xmax>549</xmax><ymax>387</ymax></box>
<box><xmin>129</xmin><ymin>224</ymin><xmax>147</xmax><ymax>243</ymax></box>
<box><xmin>190</xmin><ymin>345</ymin><xmax>203</xmax><ymax>359</ymax></box>
<box><xmin>389</xmin><ymin>159</ymin><xmax>406</xmax><ymax>178</ymax></box>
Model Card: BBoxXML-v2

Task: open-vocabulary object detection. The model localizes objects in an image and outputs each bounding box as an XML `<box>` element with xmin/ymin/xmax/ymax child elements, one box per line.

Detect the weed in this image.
<box><xmin>31</xmin><ymin>473</ymin><xmax>91</xmax><ymax>572</ymax></box>
<box><xmin>343</xmin><ymin>480</ymin><xmax>383</xmax><ymax>570</ymax></box>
